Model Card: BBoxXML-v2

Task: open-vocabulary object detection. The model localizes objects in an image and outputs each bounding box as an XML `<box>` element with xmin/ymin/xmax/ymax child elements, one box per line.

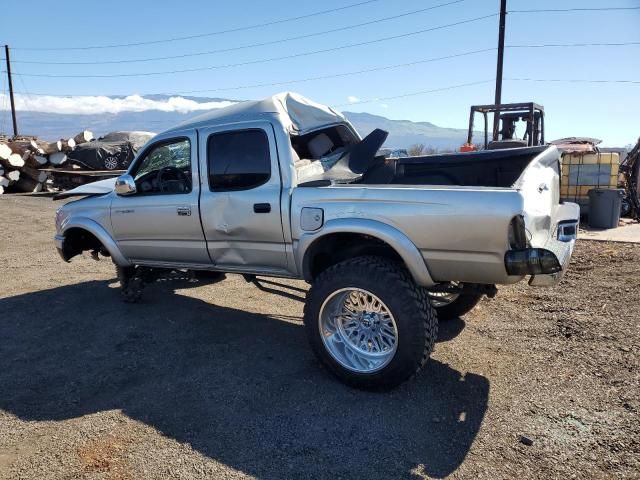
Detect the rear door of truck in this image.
<box><xmin>197</xmin><ymin>121</ymin><xmax>289</xmax><ymax>273</ymax></box>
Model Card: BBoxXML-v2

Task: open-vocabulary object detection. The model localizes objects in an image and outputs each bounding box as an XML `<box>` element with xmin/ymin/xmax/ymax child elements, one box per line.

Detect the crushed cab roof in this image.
<box><xmin>164</xmin><ymin>92</ymin><xmax>348</xmax><ymax>136</ymax></box>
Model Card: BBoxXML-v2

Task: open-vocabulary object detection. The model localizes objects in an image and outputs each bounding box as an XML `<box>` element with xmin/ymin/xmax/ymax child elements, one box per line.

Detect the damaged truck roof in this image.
<box><xmin>166</xmin><ymin>92</ymin><xmax>352</xmax><ymax>136</ymax></box>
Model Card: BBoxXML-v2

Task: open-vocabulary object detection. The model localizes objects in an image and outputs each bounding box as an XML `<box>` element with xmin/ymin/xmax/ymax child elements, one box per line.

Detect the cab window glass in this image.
<box><xmin>132</xmin><ymin>138</ymin><xmax>191</xmax><ymax>194</ymax></box>
<box><xmin>207</xmin><ymin>130</ymin><xmax>270</xmax><ymax>191</ymax></box>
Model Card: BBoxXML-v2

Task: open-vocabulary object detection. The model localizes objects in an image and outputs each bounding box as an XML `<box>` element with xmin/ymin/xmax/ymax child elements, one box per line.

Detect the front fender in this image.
<box><xmin>60</xmin><ymin>217</ymin><xmax>131</xmax><ymax>267</ymax></box>
<box><xmin>296</xmin><ymin>218</ymin><xmax>435</xmax><ymax>287</ymax></box>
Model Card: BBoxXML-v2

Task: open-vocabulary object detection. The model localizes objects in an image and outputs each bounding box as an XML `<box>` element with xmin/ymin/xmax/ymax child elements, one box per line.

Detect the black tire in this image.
<box><xmin>431</xmin><ymin>292</ymin><xmax>483</xmax><ymax>321</ymax></box>
<box><xmin>304</xmin><ymin>256</ymin><xmax>438</xmax><ymax>390</ymax></box>
<box><xmin>115</xmin><ymin>265</ymin><xmax>143</xmax><ymax>303</ymax></box>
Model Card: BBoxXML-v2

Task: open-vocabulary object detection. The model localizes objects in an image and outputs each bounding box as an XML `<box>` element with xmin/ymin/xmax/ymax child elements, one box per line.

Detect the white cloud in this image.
<box><xmin>347</xmin><ymin>95</ymin><xmax>360</xmax><ymax>104</ymax></box>
<box><xmin>379</xmin><ymin>103</ymin><xmax>389</xmax><ymax>109</ymax></box>
<box><xmin>0</xmin><ymin>94</ymin><xmax>236</xmax><ymax>115</ymax></box>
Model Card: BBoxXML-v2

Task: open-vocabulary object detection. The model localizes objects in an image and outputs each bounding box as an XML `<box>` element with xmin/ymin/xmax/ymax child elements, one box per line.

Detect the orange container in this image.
<box><xmin>460</xmin><ymin>144</ymin><xmax>477</xmax><ymax>152</ymax></box>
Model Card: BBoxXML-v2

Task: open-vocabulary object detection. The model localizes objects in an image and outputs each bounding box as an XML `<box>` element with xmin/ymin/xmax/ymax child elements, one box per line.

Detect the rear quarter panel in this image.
<box><xmin>291</xmin><ymin>185</ymin><xmax>525</xmax><ymax>285</ymax></box>
<box><xmin>514</xmin><ymin>146</ymin><xmax>561</xmax><ymax>248</ymax></box>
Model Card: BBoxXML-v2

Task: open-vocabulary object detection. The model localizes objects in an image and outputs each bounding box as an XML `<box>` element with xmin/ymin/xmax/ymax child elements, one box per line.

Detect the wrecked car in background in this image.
<box><xmin>66</xmin><ymin>131</ymin><xmax>156</xmax><ymax>171</ymax></box>
<box><xmin>45</xmin><ymin>131</ymin><xmax>156</xmax><ymax>191</ymax></box>
<box><xmin>53</xmin><ymin>92</ymin><xmax>579</xmax><ymax>390</ymax></box>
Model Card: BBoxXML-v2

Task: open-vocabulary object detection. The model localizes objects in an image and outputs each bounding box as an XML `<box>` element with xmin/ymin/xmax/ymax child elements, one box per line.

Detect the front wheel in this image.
<box><xmin>304</xmin><ymin>256</ymin><xmax>438</xmax><ymax>390</ymax></box>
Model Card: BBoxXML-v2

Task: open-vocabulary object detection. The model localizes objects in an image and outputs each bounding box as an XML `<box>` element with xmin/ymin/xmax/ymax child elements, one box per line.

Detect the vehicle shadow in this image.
<box><xmin>0</xmin><ymin>280</ymin><xmax>489</xmax><ymax>479</ymax></box>
<box><xmin>437</xmin><ymin>317</ymin><xmax>467</xmax><ymax>342</ymax></box>
<box><xmin>251</xmin><ymin>277</ymin><xmax>307</xmax><ymax>303</ymax></box>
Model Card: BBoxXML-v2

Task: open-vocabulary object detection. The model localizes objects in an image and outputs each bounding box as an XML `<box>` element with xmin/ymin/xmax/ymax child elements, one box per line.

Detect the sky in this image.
<box><xmin>1</xmin><ymin>0</ymin><xmax>639</xmax><ymax>146</ymax></box>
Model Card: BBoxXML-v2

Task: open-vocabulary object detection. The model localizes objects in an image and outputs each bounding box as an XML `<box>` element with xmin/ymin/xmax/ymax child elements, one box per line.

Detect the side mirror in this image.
<box><xmin>115</xmin><ymin>174</ymin><xmax>137</xmax><ymax>196</ymax></box>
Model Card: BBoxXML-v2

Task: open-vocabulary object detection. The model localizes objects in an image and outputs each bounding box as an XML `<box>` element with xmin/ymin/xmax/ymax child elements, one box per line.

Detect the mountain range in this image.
<box><xmin>6</xmin><ymin>95</ymin><xmax>472</xmax><ymax>150</ymax></box>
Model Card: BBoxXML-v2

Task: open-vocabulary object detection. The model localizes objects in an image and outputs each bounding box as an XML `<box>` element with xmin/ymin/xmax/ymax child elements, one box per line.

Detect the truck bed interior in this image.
<box><xmin>291</xmin><ymin>124</ymin><xmax>549</xmax><ymax>189</ymax></box>
<box><xmin>383</xmin><ymin>146</ymin><xmax>548</xmax><ymax>188</ymax></box>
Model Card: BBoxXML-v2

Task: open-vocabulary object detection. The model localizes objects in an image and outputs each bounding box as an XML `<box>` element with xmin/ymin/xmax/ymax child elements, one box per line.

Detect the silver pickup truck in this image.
<box><xmin>54</xmin><ymin>92</ymin><xmax>579</xmax><ymax>389</ymax></box>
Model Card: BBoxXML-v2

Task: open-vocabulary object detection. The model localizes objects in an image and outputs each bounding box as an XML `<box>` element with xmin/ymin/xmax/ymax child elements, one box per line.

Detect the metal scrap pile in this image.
<box><xmin>620</xmin><ymin>137</ymin><xmax>640</xmax><ymax>220</ymax></box>
<box><xmin>550</xmin><ymin>136</ymin><xmax>602</xmax><ymax>154</ymax></box>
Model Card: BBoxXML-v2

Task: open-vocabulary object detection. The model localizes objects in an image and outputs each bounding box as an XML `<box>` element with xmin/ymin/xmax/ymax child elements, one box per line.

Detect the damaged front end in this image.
<box><xmin>55</xmin><ymin>228</ymin><xmax>109</xmax><ymax>262</ymax></box>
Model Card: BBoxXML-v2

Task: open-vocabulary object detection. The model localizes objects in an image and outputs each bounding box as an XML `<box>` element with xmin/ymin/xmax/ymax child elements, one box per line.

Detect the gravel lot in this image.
<box><xmin>0</xmin><ymin>195</ymin><xmax>638</xmax><ymax>479</ymax></box>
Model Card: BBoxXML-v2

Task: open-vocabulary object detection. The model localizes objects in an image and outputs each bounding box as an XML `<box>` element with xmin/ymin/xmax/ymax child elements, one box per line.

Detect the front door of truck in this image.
<box><xmin>198</xmin><ymin>121</ymin><xmax>288</xmax><ymax>273</ymax></box>
<box><xmin>110</xmin><ymin>130</ymin><xmax>209</xmax><ymax>265</ymax></box>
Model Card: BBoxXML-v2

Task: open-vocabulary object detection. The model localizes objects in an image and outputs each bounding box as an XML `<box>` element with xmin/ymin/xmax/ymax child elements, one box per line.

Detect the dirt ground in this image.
<box><xmin>0</xmin><ymin>195</ymin><xmax>638</xmax><ymax>480</ymax></box>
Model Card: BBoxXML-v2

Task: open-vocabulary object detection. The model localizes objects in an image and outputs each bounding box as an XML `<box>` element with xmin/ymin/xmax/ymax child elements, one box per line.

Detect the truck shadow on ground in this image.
<box><xmin>0</xmin><ymin>280</ymin><xmax>488</xmax><ymax>479</ymax></box>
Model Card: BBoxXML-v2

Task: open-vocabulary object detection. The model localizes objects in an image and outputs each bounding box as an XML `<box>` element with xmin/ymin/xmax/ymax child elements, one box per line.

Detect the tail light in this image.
<box><xmin>505</xmin><ymin>249</ymin><xmax>562</xmax><ymax>276</ymax></box>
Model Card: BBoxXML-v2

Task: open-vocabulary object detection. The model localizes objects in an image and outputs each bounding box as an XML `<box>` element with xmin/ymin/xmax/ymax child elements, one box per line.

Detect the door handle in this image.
<box><xmin>177</xmin><ymin>206</ymin><xmax>192</xmax><ymax>216</ymax></box>
<box><xmin>253</xmin><ymin>203</ymin><xmax>271</xmax><ymax>213</ymax></box>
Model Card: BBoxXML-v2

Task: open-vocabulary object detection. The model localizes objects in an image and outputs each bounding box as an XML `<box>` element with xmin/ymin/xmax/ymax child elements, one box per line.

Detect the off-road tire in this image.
<box><xmin>432</xmin><ymin>292</ymin><xmax>483</xmax><ymax>321</ymax></box>
<box><xmin>304</xmin><ymin>256</ymin><xmax>438</xmax><ymax>390</ymax></box>
<box><xmin>116</xmin><ymin>265</ymin><xmax>143</xmax><ymax>303</ymax></box>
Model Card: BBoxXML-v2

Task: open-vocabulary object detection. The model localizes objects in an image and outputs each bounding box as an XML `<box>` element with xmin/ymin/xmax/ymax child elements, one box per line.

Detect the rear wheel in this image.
<box><xmin>304</xmin><ymin>256</ymin><xmax>438</xmax><ymax>390</ymax></box>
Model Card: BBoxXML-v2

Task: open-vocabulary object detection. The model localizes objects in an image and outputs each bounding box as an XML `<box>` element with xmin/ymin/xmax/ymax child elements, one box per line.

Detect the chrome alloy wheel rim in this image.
<box><xmin>428</xmin><ymin>291</ymin><xmax>460</xmax><ymax>307</ymax></box>
<box><xmin>429</xmin><ymin>282</ymin><xmax>460</xmax><ymax>307</ymax></box>
<box><xmin>318</xmin><ymin>288</ymin><xmax>398</xmax><ymax>373</ymax></box>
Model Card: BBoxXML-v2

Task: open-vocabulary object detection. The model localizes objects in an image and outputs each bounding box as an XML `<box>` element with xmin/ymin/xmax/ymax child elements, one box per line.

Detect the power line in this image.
<box><xmin>10</xmin><ymin>0</ymin><xmax>468</xmax><ymax>65</ymax></box>
<box><xmin>5</xmin><ymin>40</ymin><xmax>640</xmax><ymax>97</ymax></box>
<box><xmin>177</xmin><ymin>48</ymin><xmax>495</xmax><ymax>95</ymax></box>
<box><xmin>179</xmin><ymin>48</ymin><xmax>495</xmax><ymax>94</ymax></box>
<box><xmin>8</xmin><ymin>14</ymin><xmax>498</xmax><ymax>78</ymax></box>
<box><xmin>508</xmin><ymin>41</ymin><xmax>640</xmax><ymax>49</ymax></box>
<box><xmin>11</xmin><ymin>0</ymin><xmax>384</xmax><ymax>51</ymax></box>
<box><xmin>332</xmin><ymin>79</ymin><xmax>495</xmax><ymax>107</ymax></box>
<box><xmin>7</xmin><ymin>38</ymin><xmax>638</xmax><ymax>81</ymax></box>
<box><xmin>510</xmin><ymin>6</ymin><xmax>640</xmax><ymax>13</ymax></box>
<box><xmin>508</xmin><ymin>78</ymin><xmax>640</xmax><ymax>85</ymax></box>
<box><xmin>336</xmin><ymin>77</ymin><xmax>640</xmax><ymax>109</ymax></box>
<box><xmin>10</xmin><ymin>3</ymin><xmax>637</xmax><ymax>53</ymax></box>
<box><xmin>15</xmin><ymin>73</ymin><xmax>34</xmax><ymax>101</ymax></box>
<box><xmin>8</xmin><ymin>48</ymin><xmax>497</xmax><ymax>96</ymax></box>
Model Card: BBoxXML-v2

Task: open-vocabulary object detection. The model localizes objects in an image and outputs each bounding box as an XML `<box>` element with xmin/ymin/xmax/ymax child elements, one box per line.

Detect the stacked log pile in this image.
<box><xmin>0</xmin><ymin>130</ymin><xmax>94</xmax><ymax>194</ymax></box>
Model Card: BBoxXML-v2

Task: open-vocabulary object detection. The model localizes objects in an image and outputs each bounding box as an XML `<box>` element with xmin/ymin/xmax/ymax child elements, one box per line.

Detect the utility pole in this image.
<box><xmin>492</xmin><ymin>0</ymin><xmax>507</xmax><ymax>141</ymax></box>
<box><xmin>4</xmin><ymin>45</ymin><xmax>18</xmax><ymax>136</ymax></box>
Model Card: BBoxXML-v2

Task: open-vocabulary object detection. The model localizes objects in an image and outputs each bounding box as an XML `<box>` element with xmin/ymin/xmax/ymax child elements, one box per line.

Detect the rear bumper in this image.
<box><xmin>528</xmin><ymin>236</ymin><xmax>575</xmax><ymax>286</ymax></box>
<box><xmin>504</xmin><ymin>220</ymin><xmax>578</xmax><ymax>287</ymax></box>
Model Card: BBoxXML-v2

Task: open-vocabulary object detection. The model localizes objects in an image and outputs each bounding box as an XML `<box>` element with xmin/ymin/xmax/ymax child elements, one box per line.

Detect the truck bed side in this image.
<box><xmin>292</xmin><ymin>185</ymin><xmax>525</xmax><ymax>285</ymax></box>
